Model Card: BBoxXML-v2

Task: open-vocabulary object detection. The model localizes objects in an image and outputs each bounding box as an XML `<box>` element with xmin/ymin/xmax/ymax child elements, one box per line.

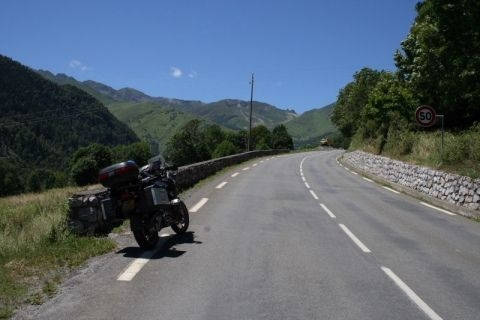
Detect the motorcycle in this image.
<box><xmin>98</xmin><ymin>154</ymin><xmax>189</xmax><ymax>249</ymax></box>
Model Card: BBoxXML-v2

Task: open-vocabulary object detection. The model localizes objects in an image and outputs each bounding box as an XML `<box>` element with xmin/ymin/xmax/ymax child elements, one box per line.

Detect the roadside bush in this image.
<box><xmin>70</xmin><ymin>157</ymin><xmax>98</xmax><ymax>186</ymax></box>
<box><xmin>212</xmin><ymin>141</ymin><xmax>237</xmax><ymax>158</ymax></box>
<box><xmin>112</xmin><ymin>141</ymin><xmax>151</xmax><ymax>166</ymax></box>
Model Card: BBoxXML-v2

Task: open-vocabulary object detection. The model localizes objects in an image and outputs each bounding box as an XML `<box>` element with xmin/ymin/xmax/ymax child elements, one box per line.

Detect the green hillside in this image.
<box><xmin>174</xmin><ymin>99</ymin><xmax>297</xmax><ymax>131</ymax></box>
<box><xmin>0</xmin><ymin>55</ymin><xmax>139</xmax><ymax>195</ymax></box>
<box><xmin>285</xmin><ymin>103</ymin><xmax>337</xmax><ymax>147</ymax></box>
<box><xmin>107</xmin><ymin>101</ymin><xmax>220</xmax><ymax>152</ymax></box>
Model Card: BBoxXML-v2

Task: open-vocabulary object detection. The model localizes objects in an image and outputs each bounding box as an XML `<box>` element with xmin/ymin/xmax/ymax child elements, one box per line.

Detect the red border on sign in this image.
<box><xmin>415</xmin><ymin>105</ymin><xmax>436</xmax><ymax>127</ymax></box>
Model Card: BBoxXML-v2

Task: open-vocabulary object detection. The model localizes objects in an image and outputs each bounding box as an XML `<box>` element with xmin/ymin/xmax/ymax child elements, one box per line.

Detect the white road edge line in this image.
<box><xmin>420</xmin><ymin>202</ymin><xmax>456</xmax><ymax>216</ymax></box>
<box><xmin>381</xmin><ymin>267</ymin><xmax>443</xmax><ymax>320</ymax></box>
<box><xmin>301</xmin><ymin>176</ymin><xmax>306</xmax><ymax>182</ymax></box>
<box><xmin>383</xmin><ymin>186</ymin><xmax>400</xmax><ymax>194</ymax></box>
<box><xmin>304</xmin><ymin>182</ymin><xmax>310</xmax><ymax>189</ymax></box>
<box><xmin>309</xmin><ymin>190</ymin><xmax>319</xmax><ymax>200</ymax></box>
<box><xmin>231</xmin><ymin>172</ymin><xmax>239</xmax><ymax>177</ymax></box>
<box><xmin>189</xmin><ymin>198</ymin><xmax>208</xmax><ymax>213</ymax></box>
<box><xmin>117</xmin><ymin>233</ymin><xmax>171</xmax><ymax>282</ymax></box>
<box><xmin>215</xmin><ymin>181</ymin><xmax>228</xmax><ymax>189</ymax></box>
<box><xmin>252</xmin><ymin>163</ymin><xmax>258</xmax><ymax>167</ymax></box>
<box><xmin>260</xmin><ymin>160</ymin><xmax>264</xmax><ymax>163</ymax></box>
<box><xmin>320</xmin><ymin>203</ymin><xmax>336</xmax><ymax>218</ymax></box>
<box><xmin>242</xmin><ymin>167</ymin><xmax>250</xmax><ymax>171</ymax></box>
<box><xmin>338</xmin><ymin>224</ymin><xmax>371</xmax><ymax>253</ymax></box>
<box><xmin>363</xmin><ymin>177</ymin><xmax>373</xmax><ymax>182</ymax></box>
<box><xmin>351</xmin><ymin>171</ymin><xmax>358</xmax><ymax>175</ymax></box>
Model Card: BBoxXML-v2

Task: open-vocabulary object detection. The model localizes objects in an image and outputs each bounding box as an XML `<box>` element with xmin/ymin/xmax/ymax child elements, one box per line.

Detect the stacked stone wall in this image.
<box><xmin>343</xmin><ymin>151</ymin><xmax>480</xmax><ymax>211</ymax></box>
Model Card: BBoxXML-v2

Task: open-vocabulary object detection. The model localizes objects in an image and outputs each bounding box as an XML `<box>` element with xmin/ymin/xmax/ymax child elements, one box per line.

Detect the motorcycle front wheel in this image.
<box><xmin>171</xmin><ymin>201</ymin><xmax>189</xmax><ymax>234</ymax></box>
<box><xmin>130</xmin><ymin>214</ymin><xmax>159</xmax><ymax>249</ymax></box>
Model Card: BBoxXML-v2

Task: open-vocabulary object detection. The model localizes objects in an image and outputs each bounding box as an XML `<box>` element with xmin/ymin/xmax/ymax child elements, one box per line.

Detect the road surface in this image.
<box><xmin>16</xmin><ymin>150</ymin><xmax>480</xmax><ymax>320</ymax></box>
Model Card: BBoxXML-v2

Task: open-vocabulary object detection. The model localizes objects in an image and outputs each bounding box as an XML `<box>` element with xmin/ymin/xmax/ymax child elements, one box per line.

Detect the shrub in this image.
<box><xmin>70</xmin><ymin>157</ymin><xmax>98</xmax><ymax>186</ymax></box>
<box><xmin>212</xmin><ymin>141</ymin><xmax>238</xmax><ymax>158</ymax></box>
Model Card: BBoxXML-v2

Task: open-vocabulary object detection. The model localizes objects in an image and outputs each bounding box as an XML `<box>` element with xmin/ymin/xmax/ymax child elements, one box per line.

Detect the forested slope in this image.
<box><xmin>0</xmin><ymin>55</ymin><xmax>139</xmax><ymax>195</ymax></box>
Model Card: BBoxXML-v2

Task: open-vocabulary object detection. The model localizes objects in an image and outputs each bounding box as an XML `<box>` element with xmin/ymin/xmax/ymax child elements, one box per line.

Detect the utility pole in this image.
<box><xmin>247</xmin><ymin>73</ymin><xmax>254</xmax><ymax>151</ymax></box>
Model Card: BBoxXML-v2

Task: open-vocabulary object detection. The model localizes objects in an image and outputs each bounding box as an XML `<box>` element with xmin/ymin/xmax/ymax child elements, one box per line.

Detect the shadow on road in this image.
<box><xmin>116</xmin><ymin>231</ymin><xmax>202</xmax><ymax>259</ymax></box>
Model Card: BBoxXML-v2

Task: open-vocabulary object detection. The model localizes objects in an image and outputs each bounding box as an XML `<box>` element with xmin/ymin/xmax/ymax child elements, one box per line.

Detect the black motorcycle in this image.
<box><xmin>98</xmin><ymin>155</ymin><xmax>189</xmax><ymax>249</ymax></box>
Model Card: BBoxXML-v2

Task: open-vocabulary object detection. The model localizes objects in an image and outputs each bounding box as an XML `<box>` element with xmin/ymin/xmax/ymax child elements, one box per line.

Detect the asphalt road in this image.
<box><xmin>16</xmin><ymin>150</ymin><xmax>480</xmax><ymax>320</ymax></box>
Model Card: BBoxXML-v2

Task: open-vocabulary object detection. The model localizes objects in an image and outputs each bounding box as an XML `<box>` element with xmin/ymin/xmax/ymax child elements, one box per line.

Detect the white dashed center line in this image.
<box><xmin>231</xmin><ymin>172</ymin><xmax>239</xmax><ymax>177</ymax></box>
<box><xmin>242</xmin><ymin>167</ymin><xmax>250</xmax><ymax>171</ymax></box>
<box><xmin>260</xmin><ymin>160</ymin><xmax>264</xmax><ymax>163</ymax></box>
<box><xmin>320</xmin><ymin>203</ymin><xmax>336</xmax><ymax>218</ymax></box>
<box><xmin>381</xmin><ymin>267</ymin><xmax>443</xmax><ymax>320</ymax></box>
<box><xmin>338</xmin><ymin>224</ymin><xmax>371</xmax><ymax>253</ymax></box>
<box><xmin>383</xmin><ymin>186</ymin><xmax>400</xmax><ymax>194</ymax></box>
<box><xmin>420</xmin><ymin>202</ymin><xmax>456</xmax><ymax>216</ymax></box>
<box><xmin>216</xmin><ymin>181</ymin><xmax>228</xmax><ymax>189</ymax></box>
<box><xmin>301</xmin><ymin>176</ymin><xmax>306</xmax><ymax>182</ymax></box>
<box><xmin>189</xmin><ymin>198</ymin><xmax>208</xmax><ymax>213</ymax></box>
<box><xmin>309</xmin><ymin>190</ymin><xmax>319</xmax><ymax>200</ymax></box>
<box><xmin>252</xmin><ymin>163</ymin><xmax>258</xmax><ymax>167</ymax></box>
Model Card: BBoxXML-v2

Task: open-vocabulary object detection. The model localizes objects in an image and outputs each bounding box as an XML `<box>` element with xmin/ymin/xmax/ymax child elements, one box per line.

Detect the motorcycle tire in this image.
<box><xmin>130</xmin><ymin>214</ymin><xmax>159</xmax><ymax>250</ymax></box>
<box><xmin>171</xmin><ymin>201</ymin><xmax>189</xmax><ymax>234</ymax></box>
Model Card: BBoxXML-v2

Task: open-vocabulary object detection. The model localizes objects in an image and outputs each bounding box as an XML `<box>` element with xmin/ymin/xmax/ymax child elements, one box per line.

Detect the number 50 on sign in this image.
<box><xmin>415</xmin><ymin>105</ymin><xmax>436</xmax><ymax>127</ymax></box>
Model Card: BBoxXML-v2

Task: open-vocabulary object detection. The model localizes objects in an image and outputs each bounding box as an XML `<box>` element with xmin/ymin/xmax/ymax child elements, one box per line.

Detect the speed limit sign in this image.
<box><xmin>415</xmin><ymin>105</ymin><xmax>436</xmax><ymax>127</ymax></box>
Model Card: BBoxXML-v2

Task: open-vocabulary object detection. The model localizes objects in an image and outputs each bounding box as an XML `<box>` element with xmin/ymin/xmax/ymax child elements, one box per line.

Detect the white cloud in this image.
<box><xmin>188</xmin><ymin>70</ymin><xmax>197</xmax><ymax>78</ymax></box>
<box><xmin>69</xmin><ymin>59</ymin><xmax>89</xmax><ymax>71</ymax></box>
<box><xmin>170</xmin><ymin>66</ymin><xmax>183</xmax><ymax>78</ymax></box>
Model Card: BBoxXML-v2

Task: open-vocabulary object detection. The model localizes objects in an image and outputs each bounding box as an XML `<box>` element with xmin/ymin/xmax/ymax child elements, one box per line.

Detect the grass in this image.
<box><xmin>0</xmin><ymin>187</ymin><xmax>116</xmax><ymax>318</ymax></box>
<box><xmin>352</xmin><ymin>124</ymin><xmax>480</xmax><ymax>179</ymax></box>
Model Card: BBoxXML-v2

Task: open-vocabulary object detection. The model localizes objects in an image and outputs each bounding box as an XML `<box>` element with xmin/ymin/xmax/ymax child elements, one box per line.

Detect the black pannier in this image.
<box><xmin>144</xmin><ymin>182</ymin><xmax>170</xmax><ymax>211</ymax></box>
<box><xmin>99</xmin><ymin>160</ymin><xmax>139</xmax><ymax>188</ymax></box>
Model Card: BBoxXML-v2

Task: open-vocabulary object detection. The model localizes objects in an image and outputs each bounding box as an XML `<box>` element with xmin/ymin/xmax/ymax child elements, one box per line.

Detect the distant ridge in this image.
<box><xmin>37</xmin><ymin>70</ymin><xmax>337</xmax><ymax>149</ymax></box>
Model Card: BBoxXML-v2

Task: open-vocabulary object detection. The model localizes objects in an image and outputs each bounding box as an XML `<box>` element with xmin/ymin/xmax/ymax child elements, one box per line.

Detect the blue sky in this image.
<box><xmin>0</xmin><ymin>0</ymin><xmax>418</xmax><ymax>113</ymax></box>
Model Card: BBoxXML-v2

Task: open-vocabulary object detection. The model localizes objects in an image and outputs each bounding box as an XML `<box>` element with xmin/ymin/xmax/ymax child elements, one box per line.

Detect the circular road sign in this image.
<box><xmin>415</xmin><ymin>105</ymin><xmax>436</xmax><ymax>127</ymax></box>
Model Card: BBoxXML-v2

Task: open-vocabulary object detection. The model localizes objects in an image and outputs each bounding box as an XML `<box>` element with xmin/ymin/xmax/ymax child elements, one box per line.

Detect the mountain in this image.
<box><xmin>107</xmin><ymin>101</ymin><xmax>221</xmax><ymax>153</ymax></box>
<box><xmin>83</xmin><ymin>80</ymin><xmax>152</xmax><ymax>102</ymax></box>
<box><xmin>36</xmin><ymin>70</ymin><xmax>116</xmax><ymax>105</ymax></box>
<box><xmin>0</xmin><ymin>55</ymin><xmax>139</xmax><ymax>171</ymax></box>
<box><xmin>285</xmin><ymin>103</ymin><xmax>337</xmax><ymax>147</ymax></box>
<box><xmin>173</xmin><ymin>99</ymin><xmax>297</xmax><ymax>131</ymax></box>
<box><xmin>37</xmin><ymin>70</ymin><xmax>337</xmax><ymax>149</ymax></box>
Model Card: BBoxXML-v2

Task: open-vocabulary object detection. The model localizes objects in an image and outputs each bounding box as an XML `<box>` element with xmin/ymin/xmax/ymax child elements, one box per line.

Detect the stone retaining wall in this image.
<box><xmin>343</xmin><ymin>151</ymin><xmax>480</xmax><ymax>211</ymax></box>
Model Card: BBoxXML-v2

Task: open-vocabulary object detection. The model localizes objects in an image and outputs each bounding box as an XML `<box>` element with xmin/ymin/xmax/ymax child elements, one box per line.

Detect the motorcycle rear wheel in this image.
<box><xmin>171</xmin><ymin>201</ymin><xmax>189</xmax><ymax>234</ymax></box>
<box><xmin>130</xmin><ymin>214</ymin><xmax>159</xmax><ymax>249</ymax></box>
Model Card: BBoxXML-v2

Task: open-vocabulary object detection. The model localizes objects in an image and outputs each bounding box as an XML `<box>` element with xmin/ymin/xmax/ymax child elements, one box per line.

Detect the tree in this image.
<box><xmin>165</xmin><ymin>119</ymin><xmax>210</xmax><ymax>166</ymax></box>
<box><xmin>27</xmin><ymin>169</ymin><xmax>56</xmax><ymax>192</ymax></box>
<box><xmin>331</xmin><ymin>68</ymin><xmax>384</xmax><ymax>138</ymax></box>
<box><xmin>70</xmin><ymin>157</ymin><xmax>98</xmax><ymax>186</ymax></box>
<box><xmin>212</xmin><ymin>140</ymin><xmax>238</xmax><ymax>158</ymax></box>
<box><xmin>112</xmin><ymin>141</ymin><xmax>152</xmax><ymax>166</ymax></box>
<box><xmin>394</xmin><ymin>0</ymin><xmax>480</xmax><ymax>128</ymax></box>
<box><xmin>361</xmin><ymin>73</ymin><xmax>418</xmax><ymax>139</ymax></box>
<box><xmin>0</xmin><ymin>159</ymin><xmax>24</xmax><ymax>196</ymax></box>
<box><xmin>250</xmin><ymin>125</ymin><xmax>272</xmax><ymax>150</ymax></box>
<box><xmin>203</xmin><ymin>125</ymin><xmax>226</xmax><ymax>155</ymax></box>
<box><xmin>70</xmin><ymin>143</ymin><xmax>112</xmax><ymax>170</ymax></box>
<box><xmin>271</xmin><ymin>124</ymin><xmax>294</xmax><ymax>150</ymax></box>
